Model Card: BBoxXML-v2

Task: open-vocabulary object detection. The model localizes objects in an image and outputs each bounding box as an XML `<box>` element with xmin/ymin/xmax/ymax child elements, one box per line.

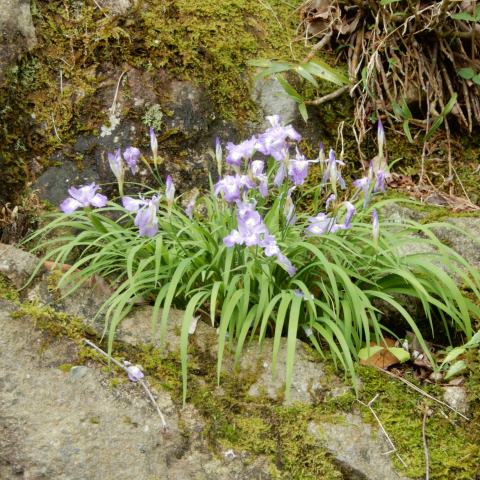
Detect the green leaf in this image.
<box><xmin>444</xmin><ymin>360</ymin><xmax>467</xmax><ymax>380</ymax></box>
<box><xmin>303</xmin><ymin>59</ymin><xmax>349</xmax><ymax>86</ymax></box>
<box><xmin>451</xmin><ymin>11</ymin><xmax>476</xmax><ymax>21</ymax></box>
<box><xmin>298</xmin><ymin>102</ymin><xmax>308</xmax><ymax>122</ymax></box>
<box><xmin>381</xmin><ymin>0</ymin><xmax>401</xmax><ymax>4</ymax></box>
<box><xmin>387</xmin><ymin>347</ymin><xmax>410</xmax><ymax>363</ymax></box>
<box><xmin>472</xmin><ymin>74</ymin><xmax>480</xmax><ymax>86</ymax></box>
<box><xmin>442</xmin><ymin>346</ymin><xmax>466</xmax><ymax>366</ymax></box>
<box><xmin>465</xmin><ymin>330</ymin><xmax>480</xmax><ymax>347</ymax></box>
<box><xmin>276</xmin><ymin>75</ymin><xmax>303</xmax><ymax>102</ymax></box>
<box><xmin>358</xmin><ymin>345</ymin><xmax>384</xmax><ymax>360</ymax></box>
<box><xmin>296</xmin><ymin>65</ymin><xmax>318</xmax><ymax>87</ymax></box>
<box><xmin>458</xmin><ymin>68</ymin><xmax>475</xmax><ymax>80</ymax></box>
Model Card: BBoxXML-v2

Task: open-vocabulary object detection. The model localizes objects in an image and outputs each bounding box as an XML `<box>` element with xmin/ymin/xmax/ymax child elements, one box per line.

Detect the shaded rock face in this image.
<box><xmin>32</xmin><ymin>68</ymin><xmax>227</xmax><ymax>204</ymax></box>
<box><xmin>0</xmin><ymin>0</ymin><xmax>37</xmax><ymax>86</ymax></box>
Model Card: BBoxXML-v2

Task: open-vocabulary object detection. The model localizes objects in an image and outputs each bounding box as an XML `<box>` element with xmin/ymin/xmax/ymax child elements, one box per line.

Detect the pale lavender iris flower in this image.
<box><xmin>306</xmin><ymin>212</ymin><xmax>345</xmax><ymax>236</ymax></box>
<box><xmin>322</xmin><ymin>149</ymin><xmax>346</xmax><ymax>190</ymax></box>
<box><xmin>123</xmin><ymin>147</ymin><xmax>141</xmax><ymax>174</ymax></box>
<box><xmin>215</xmin><ymin>175</ymin><xmax>254</xmax><ymax>203</ymax></box>
<box><xmin>250</xmin><ymin>160</ymin><xmax>268</xmax><ymax>197</ymax></box>
<box><xmin>223</xmin><ymin>201</ymin><xmax>296</xmax><ymax>276</ymax></box>
<box><xmin>225</xmin><ymin>136</ymin><xmax>257</xmax><ymax>168</ymax></box>
<box><xmin>372</xmin><ymin>208</ymin><xmax>379</xmax><ymax>244</ymax></box>
<box><xmin>122</xmin><ymin>195</ymin><xmax>160</xmax><ymax>237</ymax></box>
<box><xmin>124</xmin><ymin>361</ymin><xmax>144</xmax><ymax>382</ymax></box>
<box><xmin>256</xmin><ymin>115</ymin><xmax>301</xmax><ymax>161</ymax></box>
<box><xmin>134</xmin><ymin>197</ymin><xmax>159</xmax><ymax>237</ymax></box>
<box><xmin>343</xmin><ymin>201</ymin><xmax>356</xmax><ymax>228</ymax></box>
<box><xmin>288</xmin><ymin>150</ymin><xmax>309</xmax><ymax>186</ymax></box>
<box><xmin>353</xmin><ymin>176</ymin><xmax>371</xmax><ymax>207</ymax></box>
<box><xmin>150</xmin><ymin>127</ymin><xmax>158</xmax><ymax>161</ymax></box>
<box><xmin>374</xmin><ymin>170</ymin><xmax>386</xmax><ymax>193</ymax></box>
<box><xmin>108</xmin><ymin>149</ymin><xmax>124</xmax><ymax>184</ymax></box>
<box><xmin>166</xmin><ymin>175</ymin><xmax>175</xmax><ymax>207</ymax></box>
<box><xmin>60</xmin><ymin>183</ymin><xmax>108</xmax><ymax>213</ymax></box>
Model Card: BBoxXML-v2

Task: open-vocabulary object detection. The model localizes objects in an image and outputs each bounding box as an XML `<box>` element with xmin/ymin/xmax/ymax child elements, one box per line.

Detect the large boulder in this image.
<box><xmin>0</xmin><ymin>0</ymin><xmax>37</xmax><ymax>86</ymax></box>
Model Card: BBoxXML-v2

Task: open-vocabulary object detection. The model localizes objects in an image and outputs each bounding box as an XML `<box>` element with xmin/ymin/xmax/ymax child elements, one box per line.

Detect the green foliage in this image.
<box><xmin>249</xmin><ymin>58</ymin><xmax>349</xmax><ymax>121</ymax></box>
<box><xmin>26</xmin><ymin>146</ymin><xmax>480</xmax><ymax>409</ymax></box>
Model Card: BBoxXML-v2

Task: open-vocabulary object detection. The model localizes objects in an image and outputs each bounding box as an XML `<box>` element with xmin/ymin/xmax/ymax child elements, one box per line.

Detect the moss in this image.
<box><xmin>8</xmin><ymin>291</ymin><xmax>480</xmax><ymax>479</ymax></box>
<box><xmin>57</xmin><ymin>363</ymin><xmax>73</xmax><ymax>372</ymax></box>
<box><xmin>356</xmin><ymin>365</ymin><xmax>480</xmax><ymax>479</ymax></box>
<box><xmin>0</xmin><ymin>275</ymin><xmax>20</xmax><ymax>303</ymax></box>
<box><xmin>0</xmin><ymin>0</ymin><xmax>307</xmax><ymax>203</ymax></box>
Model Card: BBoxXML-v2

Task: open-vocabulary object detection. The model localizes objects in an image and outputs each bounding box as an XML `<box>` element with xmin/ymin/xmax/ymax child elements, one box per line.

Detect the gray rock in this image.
<box><xmin>0</xmin><ymin>0</ymin><xmax>37</xmax><ymax>86</ymax></box>
<box><xmin>33</xmin><ymin>158</ymin><xmax>100</xmax><ymax>205</ymax></box>
<box><xmin>69</xmin><ymin>365</ymin><xmax>91</xmax><ymax>381</ymax></box>
<box><xmin>443</xmin><ymin>385</ymin><xmax>469</xmax><ymax>416</ymax></box>
<box><xmin>432</xmin><ymin>217</ymin><xmax>480</xmax><ymax>268</ymax></box>
<box><xmin>242</xmin><ymin>338</ymin><xmax>350</xmax><ymax>404</ymax></box>
<box><xmin>0</xmin><ymin>242</ymin><xmax>39</xmax><ymax>288</ymax></box>
<box><xmin>308</xmin><ymin>413</ymin><xmax>409</xmax><ymax>480</ymax></box>
<box><xmin>252</xmin><ymin>76</ymin><xmax>298</xmax><ymax>126</ymax></box>
<box><xmin>0</xmin><ymin>302</ymin><xmax>275</xmax><ymax>480</ymax></box>
<box><xmin>96</xmin><ymin>0</ymin><xmax>132</xmax><ymax>15</ymax></box>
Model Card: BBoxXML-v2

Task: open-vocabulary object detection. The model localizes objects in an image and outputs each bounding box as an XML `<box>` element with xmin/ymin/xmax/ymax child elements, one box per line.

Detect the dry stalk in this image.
<box><xmin>357</xmin><ymin>394</ymin><xmax>407</xmax><ymax>468</ymax></box>
<box><xmin>83</xmin><ymin>339</ymin><xmax>168</xmax><ymax>431</ymax></box>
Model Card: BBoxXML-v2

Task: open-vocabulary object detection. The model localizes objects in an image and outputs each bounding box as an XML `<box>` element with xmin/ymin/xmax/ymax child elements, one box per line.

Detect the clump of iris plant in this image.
<box><xmin>32</xmin><ymin>116</ymin><xmax>480</xmax><ymax>404</ymax></box>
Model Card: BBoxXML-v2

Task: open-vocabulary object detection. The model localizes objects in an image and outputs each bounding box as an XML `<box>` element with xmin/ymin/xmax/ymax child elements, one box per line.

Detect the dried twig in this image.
<box><xmin>357</xmin><ymin>394</ymin><xmax>407</xmax><ymax>468</ymax></box>
<box><xmin>377</xmin><ymin>367</ymin><xmax>470</xmax><ymax>421</ymax></box>
<box><xmin>422</xmin><ymin>407</ymin><xmax>432</xmax><ymax>480</ymax></box>
<box><xmin>83</xmin><ymin>339</ymin><xmax>168</xmax><ymax>430</ymax></box>
<box><xmin>305</xmin><ymin>85</ymin><xmax>349</xmax><ymax>105</ymax></box>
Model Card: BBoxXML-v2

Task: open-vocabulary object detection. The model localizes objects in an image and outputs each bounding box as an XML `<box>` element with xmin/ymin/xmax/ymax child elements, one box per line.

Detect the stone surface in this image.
<box><xmin>308</xmin><ymin>413</ymin><xmax>409</xmax><ymax>480</ymax></box>
<box><xmin>252</xmin><ymin>76</ymin><xmax>298</xmax><ymax>126</ymax></box>
<box><xmin>97</xmin><ymin>0</ymin><xmax>132</xmax><ymax>15</ymax></box>
<box><xmin>443</xmin><ymin>385</ymin><xmax>469</xmax><ymax>416</ymax></box>
<box><xmin>0</xmin><ymin>0</ymin><xmax>37</xmax><ymax>86</ymax></box>
<box><xmin>0</xmin><ymin>301</ymin><xmax>275</xmax><ymax>480</ymax></box>
<box><xmin>0</xmin><ymin>242</ymin><xmax>39</xmax><ymax>288</ymax></box>
<box><xmin>242</xmin><ymin>338</ymin><xmax>349</xmax><ymax>405</ymax></box>
<box><xmin>432</xmin><ymin>217</ymin><xmax>480</xmax><ymax>268</ymax></box>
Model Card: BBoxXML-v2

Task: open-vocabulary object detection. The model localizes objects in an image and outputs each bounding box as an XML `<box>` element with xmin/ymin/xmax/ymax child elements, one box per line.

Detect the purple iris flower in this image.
<box><xmin>122</xmin><ymin>196</ymin><xmax>146</xmax><ymax>212</ymax></box>
<box><xmin>150</xmin><ymin>127</ymin><xmax>158</xmax><ymax>161</ymax></box>
<box><xmin>343</xmin><ymin>201</ymin><xmax>356</xmax><ymax>228</ymax></box>
<box><xmin>215</xmin><ymin>137</ymin><xmax>223</xmax><ymax>176</ymax></box>
<box><xmin>108</xmin><ymin>149</ymin><xmax>124</xmax><ymax>184</ymax></box>
<box><xmin>166</xmin><ymin>175</ymin><xmax>175</xmax><ymax>207</ymax></box>
<box><xmin>322</xmin><ymin>149</ymin><xmax>346</xmax><ymax>190</ymax></box>
<box><xmin>274</xmin><ymin>163</ymin><xmax>287</xmax><ymax>187</ymax></box>
<box><xmin>353</xmin><ymin>176</ymin><xmax>371</xmax><ymax>207</ymax></box>
<box><xmin>215</xmin><ymin>175</ymin><xmax>254</xmax><ymax>203</ymax></box>
<box><xmin>237</xmin><ymin>209</ymin><xmax>268</xmax><ymax>246</ymax></box>
<box><xmin>122</xmin><ymin>195</ymin><xmax>159</xmax><ymax>237</ymax></box>
<box><xmin>372</xmin><ymin>208</ymin><xmax>379</xmax><ymax>244</ymax></box>
<box><xmin>288</xmin><ymin>150</ymin><xmax>309</xmax><ymax>186</ymax></box>
<box><xmin>276</xmin><ymin>252</ymin><xmax>297</xmax><ymax>277</ymax></box>
<box><xmin>250</xmin><ymin>160</ymin><xmax>268</xmax><ymax>197</ymax></box>
<box><xmin>256</xmin><ymin>115</ymin><xmax>301</xmax><ymax>161</ymax></box>
<box><xmin>225</xmin><ymin>136</ymin><xmax>257</xmax><ymax>168</ymax></box>
<box><xmin>185</xmin><ymin>198</ymin><xmax>196</xmax><ymax>219</ymax></box>
<box><xmin>260</xmin><ymin>234</ymin><xmax>281</xmax><ymax>257</ymax></box>
<box><xmin>60</xmin><ymin>183</ymin><xmax>108</xmax><ymax>213</ymax></box>
<box><xmin>325</xmin><ymin>194</ymin><xmax>336</xmax><ymax>210</ymax></box>
<box><xmin>378</xmin><ymin>118</ymin><xmax>385</xmax><ymax>157</ymax></box>
<box><xmin>134</xmin><ymin>196</ymin><xmax>159</xmax><ymax>237</ymax></box>
<box><xmin>123</xmin><ymin>147</ymin><xmax>141</xmax><ymax>174</ymax></box>
<box><xmin>124</xmin><ymin>361</ymin><xmax>144</xmax><ymax>382</ymax></box>
<box><xmin>374</xmin><ymin>170</ymin><xmax>386</xmax><ymax>193</ymax></box>
<box><xmin>306</xmin><ymin>213</ymin><xmax>343</xmax><ymax>236</ymax></box>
